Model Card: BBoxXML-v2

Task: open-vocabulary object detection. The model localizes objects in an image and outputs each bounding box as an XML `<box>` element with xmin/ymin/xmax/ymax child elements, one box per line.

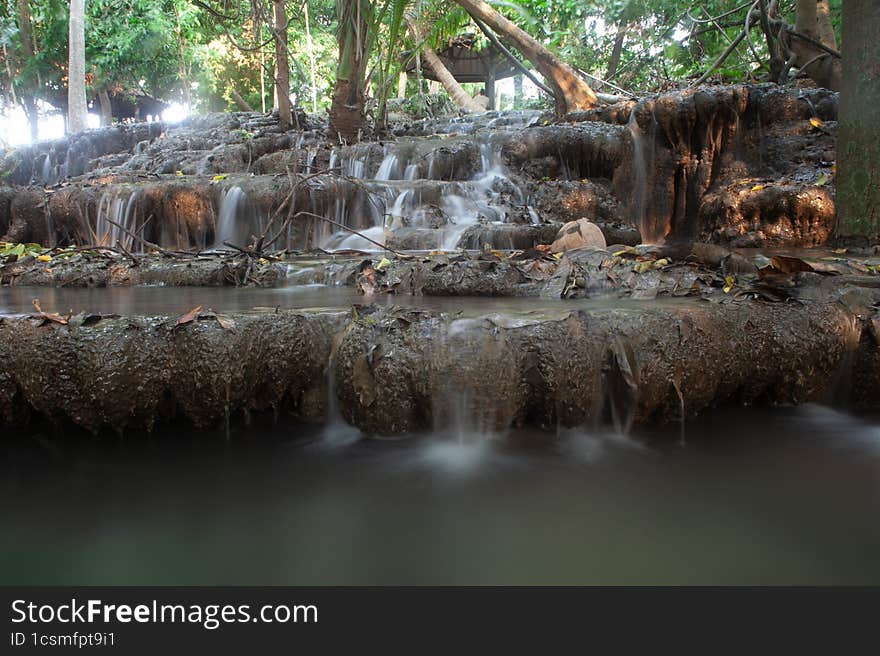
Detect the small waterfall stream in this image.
<box><xmin>313</xmin><ymin>111</ymin><xmax>538</xmax><ymax>253</ymax></box>
<box><xmin>628</xmin><ymin>108</ymin><xmax>661</xmax><ymax>244</ymax></box>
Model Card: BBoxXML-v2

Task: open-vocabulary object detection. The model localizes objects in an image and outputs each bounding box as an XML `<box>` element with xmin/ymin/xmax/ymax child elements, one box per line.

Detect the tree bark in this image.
<box><xmin>452</xmin><ymin>0</ymin><xmax>597</xmax><ymax>114</ymax></box>
<box><xmin>329</xmin><ymin>0</ymin><xmax>370</xmax><ymax>143</ymax></box>
<box><xmin>67</xmin><ymin>0</ymin><xmax>88</xmax><ymax>134</ymax></box>
<box><xmin>835</xmin><ymin>0</ymin><xmax>880</xmax><ymax>241</ymax></box>
<box><xmin>229</xmin><ymin>83</ymin><xmax>254</xmax><ymax>111</ymax></box>
<box><xmin>303</xmin><ymin>0</ymin><xmax>318</xmax><ymax>114</ymax></box>
<box><xmin>273</xmin><ymin>0</ymin><xmax>292</xmax><ymax>130</ymax></box>
<box><xmin>16</xmin><ymin>0</ymin><xmax>39</xmax><ymax>142</ymax></box>
<box><xmin>792</xmin><ymin>0</ymin><xmax>841</xmax><ymax>90</ymax></box>
<box><xmin>405</xmin><ymin>17</ymin><xmax>483</xmax><ymax>112</ymax></box>
<box><xmin>174</xmin><ymin>2</ymin><xmax>191</xmax><ymax>111</ymax></box>
<box><xmin>605</xmin><ymin>23</ymin><xmax>627</xmax><ymax>80</ymax></box>
<box><xmin>816</xmin><ymin>0</ymin><xmax>837</xmax><ymax>49</ymax></box>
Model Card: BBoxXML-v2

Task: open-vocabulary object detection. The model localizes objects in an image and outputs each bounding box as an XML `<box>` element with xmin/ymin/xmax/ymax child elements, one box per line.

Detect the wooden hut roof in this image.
<box><xmin>403</xmin><ymin>33</ymin><xmax>518</xmax><ymax>82</ymax></box>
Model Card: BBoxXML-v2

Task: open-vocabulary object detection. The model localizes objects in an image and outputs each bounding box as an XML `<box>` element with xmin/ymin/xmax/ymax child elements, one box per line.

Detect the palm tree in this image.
<box><xmin>68</xmin><ymin>0</ymin><xmax>88</xmax><ymax>133</ymax></box>
<box><xmin>329</xmin><ymin>0</ymin><xmax>372</xmax><ymax>142</ymax></box>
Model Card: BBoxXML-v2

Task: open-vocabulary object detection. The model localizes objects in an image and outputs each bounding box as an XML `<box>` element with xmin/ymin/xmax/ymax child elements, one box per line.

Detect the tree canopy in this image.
<box><xmin>0</xmin><ymin>0</ymin><xmax>845</xmax><ymax>138</ymax></box>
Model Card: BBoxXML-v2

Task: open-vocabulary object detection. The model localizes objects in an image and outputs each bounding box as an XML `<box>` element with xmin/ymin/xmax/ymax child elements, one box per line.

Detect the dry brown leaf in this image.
<box><xmin>174</xmin><ymin>305</ymin><xmax>203</xmax><ymax>327</ymax></box>
<box><xmin>770</xmin><ymin>256</ymin><xmax>814</xmax><ymax>274</ymax></box>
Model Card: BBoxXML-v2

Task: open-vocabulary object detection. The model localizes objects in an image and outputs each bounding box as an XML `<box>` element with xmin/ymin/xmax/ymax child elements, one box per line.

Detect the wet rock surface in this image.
<box><xmin>0</xmin><ymin>85</ymin><xmax>877</xmax><ymax>438</ymax></box>
<box><xmin>1</xmin><ymin>283</ymin><xmax>878</xmax><ymax>435</ymax></box>
<box><xmin>0</xmin><ymin>84</ymin><xmax>844</xmax><ymax>253</ymax></box>
<box><xmin>0</xmin><ymin>309</ymin><xmax>343</xmax><ymax>432</ymax></box>
<box><xmin>0</xmin><ymin>250</ymin><xmax>286</xmax><ymax>287</ymax></box>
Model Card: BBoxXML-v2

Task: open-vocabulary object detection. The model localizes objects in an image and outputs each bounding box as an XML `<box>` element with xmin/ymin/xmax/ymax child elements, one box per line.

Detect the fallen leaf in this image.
<box><xmin>723</xmin><ymin>276</ymin><xmax>735</xmax><ymax>293</ymax></box>
<box><xmin>832</xmin><ymin>248</ymin><xmax>847</xmax><ymax>254</ymax></box>
<box><xmin>770</xmin><ymin>255</ymin><xmax>814</xmax><ymax>274</ymax></box>
<box><xmin>816</xmin><ymin>172</ymin><xmax>830</xmax><ymax>186</ymax></box>
<box><xmin>652</xmin><ymin>258</ymin><xmax>670</xmax><ymax>269</ymax></box>
<box><xmin>37</xmin><ymin>254</ymin><xmax>52</xmax><ymax>262</ymax></box>
<box><xmin>31</xmin><ymin>298</ymin><xmax>70</xmax><ymax>325</ymax></box>
<box><xmin>376</xmin><ymin>257</ymin><xmax>392</xmax><ymax>270</ymax></box>
<box><xmin>751</xmin><ymin>184</ymin><xmax>765</xmax><ymax>192</ymax></box>
<box><xmin>214</xmin><ymin>314</ymin><xmax>236</xmax><ymax>330</ymax></box>
<box><xmin>174</xmin><ymin>305</ymin><xmax>203</xmax><ymax>327</ymax></box>
<box><xmin>212</xmin><ymin>174</ymin><xmax>228</xmax><ymax>181</ymax></box>
<box><xmin>810</xmin><ymin>117</ymin><xmax>825</xmax><ymax>129</ymax></box>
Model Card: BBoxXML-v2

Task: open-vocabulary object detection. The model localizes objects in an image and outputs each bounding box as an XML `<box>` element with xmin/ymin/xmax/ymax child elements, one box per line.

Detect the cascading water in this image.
<box><xmin>313</xmin><ymin>111</ymin><xmax>540</xmax><ymax>253</ymax></box>
<box><xmin>95</xmin><ymin>189</ymin><xmax>144</xmax><ymax>251</ymax></box>
<box><xmin>627</xmin><ymin>107</ymin><xmax>662</xmax><ymax>244</ymax></box>
<box><xmin>214</xmin><ymin>186</ymin><xmax>257</xmax><ymax>248</ymax></box>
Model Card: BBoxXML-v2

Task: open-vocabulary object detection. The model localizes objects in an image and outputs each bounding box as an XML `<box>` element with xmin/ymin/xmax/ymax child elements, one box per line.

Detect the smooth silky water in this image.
<box><xmin>3</xmin><ymin>403</ymin><xmax>880</xmax><ymax>585</ymax></box>
<box><xmin>0</xmin><ymin>282</ymin><xmax>696</xmax><ymax>317</ymax></box>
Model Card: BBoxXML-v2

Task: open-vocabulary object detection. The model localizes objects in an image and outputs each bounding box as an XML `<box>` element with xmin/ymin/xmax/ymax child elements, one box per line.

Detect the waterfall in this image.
<box><xmin>214</xmin><ymin>186</ymin><xmax>250</xmax><ymax>248</ymax></box>
<box><xmin>628</xmin><ymin>108</ymin><xmax>662</xmax><ymax>244</ymax></box>
<box><xmin>93</xmin><ymin>189</ymin><xmax>145</xmax><ymax>251</ymax></box>
<box><xmin>375</xmin><ymin>154</ymin><xmax>399</xmax><ymax>181</ymax></box>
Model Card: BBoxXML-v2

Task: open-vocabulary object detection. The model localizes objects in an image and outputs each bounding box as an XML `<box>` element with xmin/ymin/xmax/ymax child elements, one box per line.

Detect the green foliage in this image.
<box><xmin>0</xmin><ymin>0</ymin><xmax>848</xmax><ymax>132</ymax></box>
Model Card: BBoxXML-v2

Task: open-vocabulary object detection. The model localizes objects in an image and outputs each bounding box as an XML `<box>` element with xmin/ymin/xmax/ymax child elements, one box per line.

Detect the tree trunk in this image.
<box><xmin>229</xmin><ymin>83</ymin><xmax>254</xmax><ymax>111</ymax></box>
<box><xmin>98</xmin><ymin>89</ymin><xmax>113</xmax><ymax>126</ymax></box>
<box><xmin>303</xmin><ymin>0</ymin><xmax>318</xmax><ymax>114</ymax></box>
<box><xmin>67</xmin><ymin>0</ymin><xmax>88</xmax><ymax>134</ymax></box>
<box><xmin>174</xmin><ymin>3</ymin><xmax>191</xmax><ymax>111</ymax></box>
<box><xmin>406</xmin><ymin>17</ymin><xmax>483</xmax><ymax>112</ymax></box>
<box><xmin>397</xmin><ymin>71</ymin><xmax>407</xmax><ymax>99</ymax></box>
<box><xmin>273</xmin><ymin>0</ymin><xmax>292</xmax><ymax>130</ymax></box>
<box><xmin>329</xmin><ymin>0</ymin><xmax>371</xmax><ymax>143</ymax></box>
<box><xmin>513</xmin><ymin>74</ymin><xmax>522</xmax><ymax>107</ymax></box>
<box><xmin>452</xmin><ymin>0</ymin><xmax>597</xmax><ymax>114</ymax></box>
<box><xmin>835</xmin><ymin>0</ymin><xmax>880</xmax><ymax>241</ymax></box>
<box><xmin>792</xmin><ymin>0</ymin><xmax>841</xmax><ymax>90</ymax></box>
<box><xmin>606</xmin><ymin>24</ymin><xmax>627</xmax><ymax>80</ymax></box>
<box><xmin>16</xmin><ymin>0</ymin><xmax>39</xmax><ymax>142</ymax></box>
<box><xmin>816</xmin><ymin>0</ymin><xmax>837</xmax><ymax>49</ymax></box>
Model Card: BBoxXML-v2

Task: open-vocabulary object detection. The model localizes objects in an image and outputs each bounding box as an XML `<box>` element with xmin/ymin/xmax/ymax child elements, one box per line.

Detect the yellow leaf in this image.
<box><xmin>175</xmin><ymin>170</ymin><xmax>183</xmax><ymax>176</ymax></box>
<box><xmin>36</xmin><ymin>254</ymin><xmax>52</xmax><ymax>262</ymax></box>
<box><xmin>816</xmin><ymin>172</ymin><xmax>830</xmax><ymax>186</ymax></box>
<box><xmin>258</xmin><ymin>257</ymin><xmax>269</xmax><ymax>265</ymax></box>
<box><xmin>376</xmin><ymin>257</ymin><xmax>392</xmax><ymax>270</ymax></box>
<box><xmin>212</xmin><ymin>174</ymin><xmax>228</xmax><ymax>181</ymax></box>
<box><xmin>751</xmin><ymin>184</ymin><xmax>765</xmax><ymax>192</ymax></box>
<box><xmin>652</xmin><ymin>258</ymin><xmax>669</xmax><ymax>269</ymax></box>
<box><xmin>810</xmin><ymin>117</ymin><xmax>824</xmax><ymax>129</ymax></box>
<box><xmin>723</xmin><ymin>275</ymin><xmax>735</xmax><ymax>293</ymax></box>
<box><xmin>633</xmin><ymin>260</ymin><xmax>654</xmax><ymax>274</ymax></box>
<box><xmin>552</xmin><ymin>252</ymin><xmax>564</xmax><ymax>260</ymax></box>
<box><xmin>832</xmin><ymin>248</ymin><xmax>847</xmax><ymax>254</ymax></box>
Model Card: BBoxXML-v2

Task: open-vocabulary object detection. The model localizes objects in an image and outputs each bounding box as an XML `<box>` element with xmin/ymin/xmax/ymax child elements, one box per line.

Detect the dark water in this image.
<box><xmin>3</xmin><ymin>404</ymin><xmax>880</xmax><ymax>585</ymax></box>
<box><xmin>0</xmin><ymin>284</ymin><xmax>690</xmax><ymax>317</ymax></box>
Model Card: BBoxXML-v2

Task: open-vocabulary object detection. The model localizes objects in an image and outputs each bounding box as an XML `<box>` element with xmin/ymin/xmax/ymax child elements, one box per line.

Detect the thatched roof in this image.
<box><xmin>402</xmin><ymin>33</ymin><xmax>518</xmax><ymax>83</ymax></box>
